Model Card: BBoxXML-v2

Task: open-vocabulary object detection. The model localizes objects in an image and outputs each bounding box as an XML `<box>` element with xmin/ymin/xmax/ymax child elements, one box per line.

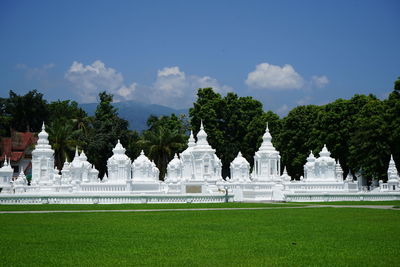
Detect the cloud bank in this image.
<box><xmin>65</xmin><ymin>61</ymin><xmax>231</xmax><ymax>108</ymax></box>
<box><xmin>65</xmin><ymin>60</ymin><xmax>136</xmax><ymax>103</ymax></box>
<box><xmin>246</xmin><ymin>62</ymin><xmax>329</xmax><ymax>90</ymax></box>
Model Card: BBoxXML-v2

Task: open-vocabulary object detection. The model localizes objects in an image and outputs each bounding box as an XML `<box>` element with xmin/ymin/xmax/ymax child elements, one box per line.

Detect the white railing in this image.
<box><xmin>284</xmin><ymin>192</ymin><xmax>400</xmax><ymax>202</ymax></box>
<box><xmin>0</xmin><ymin>194</ymin><xmax>234</xmax><ymax>204</ymax></box>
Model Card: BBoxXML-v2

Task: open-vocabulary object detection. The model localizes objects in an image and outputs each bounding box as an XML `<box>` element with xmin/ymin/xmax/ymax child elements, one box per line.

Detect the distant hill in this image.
<box><xmin>80</xmin><ymin>100</ymin><xmax>188</xmax><ymax>132</ymax></box>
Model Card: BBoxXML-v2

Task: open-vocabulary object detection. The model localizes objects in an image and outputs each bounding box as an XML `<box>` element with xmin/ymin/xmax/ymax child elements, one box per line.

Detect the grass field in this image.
<box><xmin>0</xmin><ymin>201</ymin><xmax>399</xmax><ymax>212</ymax></box>
<box><xmin>0</xmin><ymin>202</ymin><xmax>303</xmax><ymax>211</ymax></box>
<box><xmin>0</xmin><ymin>203</ymin><xmax>399</xmax><ymax>266</ymax></box>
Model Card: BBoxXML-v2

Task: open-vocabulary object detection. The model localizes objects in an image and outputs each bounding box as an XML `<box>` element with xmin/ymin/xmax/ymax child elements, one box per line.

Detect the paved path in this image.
<box><xmin>0</xmin><ymin>205</ymin><xmax>398</xmax><ymax>214</ymax></box>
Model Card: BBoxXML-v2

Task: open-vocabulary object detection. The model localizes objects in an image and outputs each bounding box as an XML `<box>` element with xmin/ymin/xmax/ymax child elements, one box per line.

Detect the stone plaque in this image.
<box><xmin>186</xmin><ymin>185</ymin><xmax>202</xmax><ymax>193</ymax></box>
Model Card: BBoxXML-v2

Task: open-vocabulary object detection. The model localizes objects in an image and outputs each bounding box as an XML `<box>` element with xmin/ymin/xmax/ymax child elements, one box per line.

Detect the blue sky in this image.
<box><xmin>1</xmin><ymin>0</ymin><xmax>399</xmax><ymax>115</ymax></box>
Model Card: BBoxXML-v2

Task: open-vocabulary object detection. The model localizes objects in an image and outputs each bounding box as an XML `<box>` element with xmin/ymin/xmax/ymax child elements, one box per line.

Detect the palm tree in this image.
<box><xmin>137</xmin><ymin>126</ymin><xmax>187</xmax><ymax>180</ymax></box>
<box><xmin>47</xmin><ymin>120</ymin><xmax>81</xmax><ymax>170</ymax></box>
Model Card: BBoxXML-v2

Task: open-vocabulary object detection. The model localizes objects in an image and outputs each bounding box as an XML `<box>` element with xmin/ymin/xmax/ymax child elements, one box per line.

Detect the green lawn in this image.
<box><xmin>0</xmin><ymin>207</ymin><xmax>398</xmax><ymax>266</ymax></box>
<box><xmin>297</xmin><ymin>201</ymin><xmax>400</xmax><ymax>206</ymax></box>
<box><xmin>0</xmin><ymin>202</ymin><xmax>303</xmax><ymax>211</ymax></box>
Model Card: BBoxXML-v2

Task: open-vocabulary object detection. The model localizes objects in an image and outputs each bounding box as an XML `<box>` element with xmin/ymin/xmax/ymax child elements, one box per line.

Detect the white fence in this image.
<box><xmin>284</xmin><ymin>192</ymin><xmax>400</xmax><ymax>202</ymax></box>
<box><xmin>0</xmin><ymin>193</ymin><xmax>234</xmax><ymax>204</ymax></box>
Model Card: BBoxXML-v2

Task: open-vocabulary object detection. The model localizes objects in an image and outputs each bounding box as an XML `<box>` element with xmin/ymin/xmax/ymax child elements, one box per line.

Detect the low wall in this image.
<box><xmin>0</xmin><ymin>193</ymin><xmax>234</xmax><ymax>205</ymax></box>
<box><xmin>284</xmin><ymin>192</ymin><xmax>400</xmax><ymax>202</ymax></box>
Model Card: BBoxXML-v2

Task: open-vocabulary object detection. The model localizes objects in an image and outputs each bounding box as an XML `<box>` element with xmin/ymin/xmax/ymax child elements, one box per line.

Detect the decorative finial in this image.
<box><xmin>266</xmin><ymin>122</ymin><xmax>269</xmax><ymax>131</ymax></box>
<box><xmin>140</xmin><ymin>150</ymin><xmax>144</xmax><ymax>155</ymax></box>
<box><xmin>42</xmin><ymin>121</ymin><xmax>45</xmax><ymax>131</ymax></box>
<box><xmin>117</xmin><ymin>139</ymin><xmax>120</xmax><ymax>144</ymax></box>
<box><xmin>75</xmin><ymin>146</ymin><xmax>79</xmax><ymax>157</ymax></box>
<box><xmin>200</xmin><ymin>120</ymin><xmax>204</xmax><ymax>130</ymax></box>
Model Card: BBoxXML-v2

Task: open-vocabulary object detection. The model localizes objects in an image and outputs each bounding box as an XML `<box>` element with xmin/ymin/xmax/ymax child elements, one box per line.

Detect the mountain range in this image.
<box><xmin>80</xmin><ymin>100</ymin><xmax>188</xmax><ymax>132</ymax></box>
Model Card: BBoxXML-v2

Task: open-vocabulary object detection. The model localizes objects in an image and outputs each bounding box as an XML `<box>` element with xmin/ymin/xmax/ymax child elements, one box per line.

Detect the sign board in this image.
<box><xmin>186</xmin><ymin>185</ymin><xmax>202</xmax><ymax>193</ymax></box>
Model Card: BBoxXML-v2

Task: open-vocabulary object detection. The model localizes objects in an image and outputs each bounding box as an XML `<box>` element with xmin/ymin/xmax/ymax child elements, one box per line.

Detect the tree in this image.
<box><xmin>5</xmin><ymin>90</ymin><xmax>48</xmax><ymax>132</ymax></box>
<box><xmin>394</xmin><ymin>76</ymin><xmax>400</xmax><ymax>93</ymax></box>
<box><xmin>135</xmin><ymin>115</ymin><xmax>188</xmax><ymax>179</ymax></box>
<box><xmin>384</xmin><ymin>77</ymin><xmax>400</xmax><ymax>173</ymax></box>
<box><xmin>189</xmin><ymin>88</ymin><xmax>271</xmax><ymax>178</ymax></box>
<box><xmin>348</xmin><ymin>98</ymin><xmax>390</xmax><ymax>181</ymax></box>
<box><xmin>47</xmin><ymin>120</ymin><xmax>80</xmax><ymax>170</ymax></box>
<box><xmin>83</xmin><ymin>92</ymin><xmax>130</xmax><ymax>177</ymax></box>
<box><xmin>279</xmin><ymin>105</ymin><xmax>321</xmax><ymax>179</ymax></box>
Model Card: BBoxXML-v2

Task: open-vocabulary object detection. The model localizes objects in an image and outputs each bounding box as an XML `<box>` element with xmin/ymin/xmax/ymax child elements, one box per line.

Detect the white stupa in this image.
<box><xmin>251</xmin><ymin>123</ymin><xmax>281</xmax><ymax>182</ymax></box>
<box><xmin>107</xmin><ymin>140</ymin><xmax>132</xmax><ymax>182</ymax></box>
<box><xmin>132</xmin><ymin>150</ymin><xmax>159</xmax><ymax>182</ymax></box>
<box><xmin>230</xmin><ymin>152</ymin><xmax>250</xmax><ymax>182</ymax></box>
<box><xmin>31</xmin><ymin>123</ymin><xmax>55</xmax><ymax>185</ymax></box>
<box><xmin>165</xmin><ymin>154</ymin><xmax>183</xmax><ymax>182</ymax></box>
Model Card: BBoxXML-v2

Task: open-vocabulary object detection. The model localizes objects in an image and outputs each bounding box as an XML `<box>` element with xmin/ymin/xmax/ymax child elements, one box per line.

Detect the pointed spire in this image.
<box><xmin>4</xmin><ymin>155</ymin><xmax>7</xmax><ymax>166</ymax></box>
<box><xmin>283</xmin><ymin>166</ymin><xmax>288</xmax><ymax>175</ymax></box>
<box><xmin>238</xmin><ymin>151</ymin><xmax>242</xmax><ymax>157</ymax></box>
<box><xmin>258</xmin><ymin>123</ymin><xmax>275</xmax><ymax>151</ymax></box>
<box><xmin>187</xmin><ymin>130</ymin><xmax>196</xmax><ymax>148</ymax></box>
<box><xmin>140</xmin><ymin>150</ymin><xmax>144</xmax><ymax>155</ymax></box>
<box><xmin>196</xmin><ymin>120</ymin><xmax>209</xmax><ymax>146</ymax></box>
<box><xmin>320</xmin><ymin>144</ymin><xmax>331</xmax><ymax>157</ymax></box>
<box><xmin>42</xmin><ymin>121</ymin><xmax>45</xmax><ymax>131</ymax></box>
<box><xmin>75</xmin><ymin>146</ymin><xmax>79</xmax><ymax>157</ymax></box>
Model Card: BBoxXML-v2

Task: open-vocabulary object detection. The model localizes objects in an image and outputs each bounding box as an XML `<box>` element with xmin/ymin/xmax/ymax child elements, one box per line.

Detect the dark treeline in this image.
<box><xmin>1</xmin><ymin>77</ymin><xmax>399</xmax><ymax>183</ymax></box>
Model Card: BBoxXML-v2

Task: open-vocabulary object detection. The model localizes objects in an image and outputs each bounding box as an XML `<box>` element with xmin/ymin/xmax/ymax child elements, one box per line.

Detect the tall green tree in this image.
<box><xmin>136</xmin><ymin>115</ymin><xmax>188</xmax><ymax>180</ymax></box>
<box><xmin>189</xmin><ymin>88</ymin><xmax>273</xmax><ymax>178</ymax></box>
<box><xmin>47</xmin><ymin>120</ymin><xmax>81</xmax><ymax>170</ymax></box>
<box><xmin>5</xmin><ymin>90</ymin><xmax>48</xmax><ymax>132</ymax></box>
<box><xmin>45</xmin><ymin>100</ymin><xmax>89</xmax><ymax>169</ymax></box>
<box><xmin>384</xmin><ymin>77</ymin><xmax>400</xmax><ymax>172</ymax></box>
<box><xmin>279</xmin><ymin>105</ymin><xmax>321</xmax><ymax>179</ymax></box>
<box><xmin>83</xmin><ymin>92</ymin><xmax>130</xmax><ymax>177</ymax></box>
<box><xmin>348</xmin><ymin>98</ymin><xmax>390</xmax><ymax>181</ymax></box>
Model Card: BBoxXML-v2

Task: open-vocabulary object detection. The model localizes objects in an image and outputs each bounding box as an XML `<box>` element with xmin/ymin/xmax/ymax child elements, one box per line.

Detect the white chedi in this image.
<box><xmin>280</xmin><ymin>166</ymin><xmax>292</xmax><ymax>182</ymax></box>
<box><xmin>0</xmin><ymin>156</ymin><xmax>13</xmax><ymax>185</ymax></box>
<box><xmin>187</xmin><ymin>121</ymin><xmax>222</xmax><ymax>183</ymax></box>
<box><xmin>132</xmin><ymin>150</ymin><xmax>159</xmax><ymax>181</ymax></box>
<box><xmin>304</xmin><ymin>145</ymin><xmax>340</xmax><ymax>182</ymax></box>
<box><xmin>386</xmin><ymin>155</ymin><xmax>399</xmax><ymax>191</ymax></box>
<box><xmin>69</xmin><ymin>148</ymin><xmax>96</xmax><ymax>183</ymax></box>
<box><xmin>387</xmin><ymin>155</ymin><xmax>399</xmax><ymax>182</ymax></box>
<box><xmin>230</xmin><ymin>152</ymin><xmax>250</xmax><ymax>182</ymax></box>
<box><xmin>31</xmin><ymin>123</ymin><xmax>55</xmax><ymax>185</ymax></box>
<box><xmin>15</xmin><ymin>170</ymin><xmax>27</xmax><ymax>186</ymax></box>
<box><xmin>166</xmin><ymin>154</ymin><xmax>183</xmax><ymax>182</ymax></box>
<box><xmin>335</xmin><ymin>160</ymin><xmax>344</xmax><ymax>182</ymax></box>
<box><xmin>107</xmin><ymin>140</ymin><xmax>132</xmax><ymax>182</ymax></box>
<box><xmin>251</xmin><ymin>124</ymin><xmax>281</xmax><ymax>182</ymax></box>
<box><xmin>180</xmin><ymin>130</ymin><xmax>196</xmax><ymax>180</ymax></box>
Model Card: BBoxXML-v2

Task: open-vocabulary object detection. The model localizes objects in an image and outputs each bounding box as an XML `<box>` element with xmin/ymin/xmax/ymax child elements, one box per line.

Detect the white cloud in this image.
<box><xmin>65</xmin><ymin>60</ymin><xmax>136</xmax><ymax>103</ymax></box>
<box><xmin>148</xmin><ymin>66</ymin><xmax>232</xmax><ymax>108</ymax></box>
<box><xmin>246</xmin><ymin>62</ymin><xmax>304</xmax><ymax>90</ymax></box>
<box><xmin>311</xmin><ymin>75</ymin><xmax>329</xmax><ymax>88</ymax></box>
<box><xmin>246</xmin><ymin>62</ymin><xmax>329</xmax><ymax>90</ymax></box>
<box><xmin>64</xmin><ymin>62</ymin><xmax>231</xmax><ymax>108</ymax></box>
